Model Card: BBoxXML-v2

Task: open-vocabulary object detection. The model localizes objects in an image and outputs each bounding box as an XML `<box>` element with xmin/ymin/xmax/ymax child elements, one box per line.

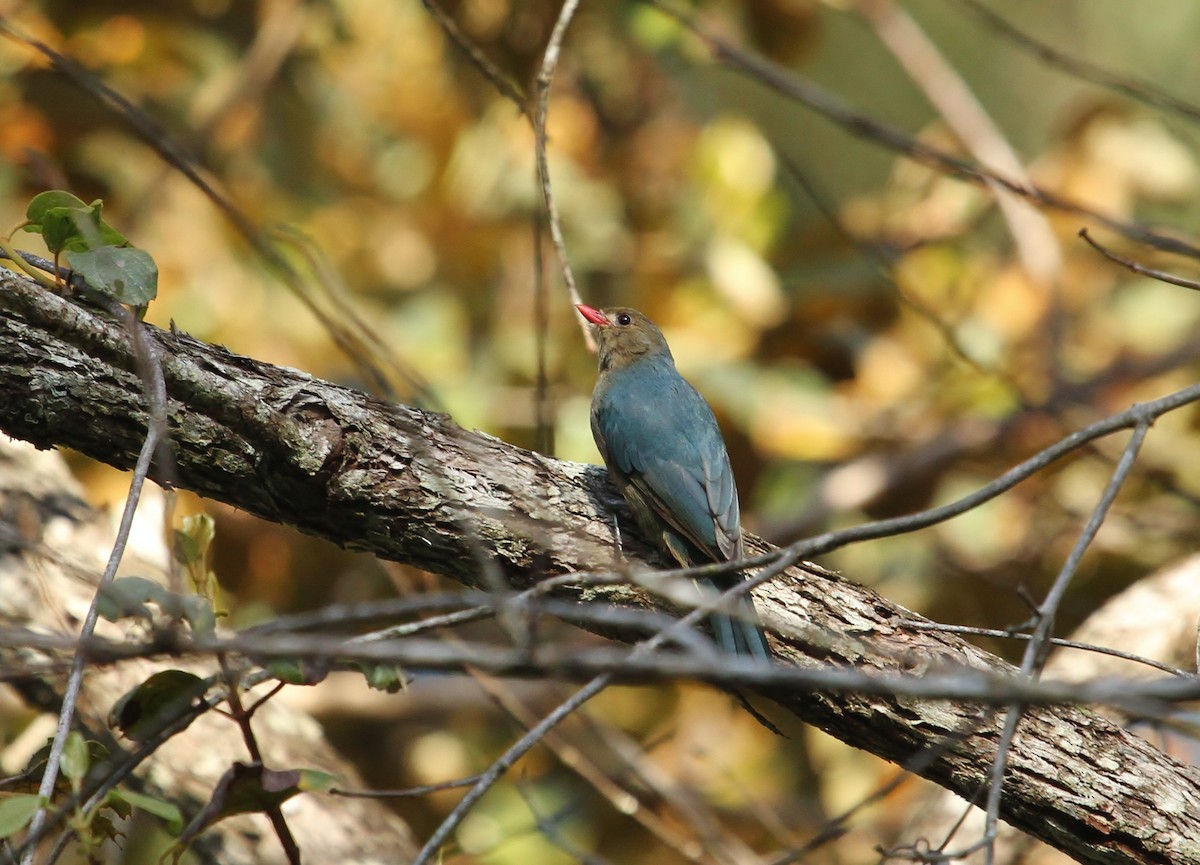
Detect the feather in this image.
<box><xmin>581</xmin><ymin>304</ymin><xmax>770</xmax><ymax>659</ymax></box>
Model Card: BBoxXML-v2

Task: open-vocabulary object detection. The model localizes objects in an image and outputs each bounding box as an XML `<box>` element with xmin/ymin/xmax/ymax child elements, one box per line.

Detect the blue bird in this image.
<box><xmin>578</xmin><ymin>304</ymin><xmax>770</xmax><ymax>659</ymax></box>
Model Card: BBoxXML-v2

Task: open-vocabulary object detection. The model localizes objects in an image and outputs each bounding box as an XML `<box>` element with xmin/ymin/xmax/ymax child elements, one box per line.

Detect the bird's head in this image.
<box><xmin>577</xmin><ymin>304</ymin><xmax>672</xmax><ymax>372</ymax></box>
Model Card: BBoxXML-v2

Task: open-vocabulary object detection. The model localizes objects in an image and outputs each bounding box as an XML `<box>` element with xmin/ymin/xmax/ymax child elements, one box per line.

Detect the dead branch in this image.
<box><xmin>2</xmin><ymin>270</ymin><xmax>1200</xmax><ymax>865</ymax></box>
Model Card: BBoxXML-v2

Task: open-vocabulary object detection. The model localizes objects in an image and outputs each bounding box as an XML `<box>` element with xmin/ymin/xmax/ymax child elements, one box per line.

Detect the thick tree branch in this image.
<box><xmin>0</xmin><ymin>437</ymin><xmax>418</xmax><ymax>865</ymax></box>
<box><xmin>2</xmin><ymin>269</ymin><xmax>1199</xmax><ymax>865</ymax></box>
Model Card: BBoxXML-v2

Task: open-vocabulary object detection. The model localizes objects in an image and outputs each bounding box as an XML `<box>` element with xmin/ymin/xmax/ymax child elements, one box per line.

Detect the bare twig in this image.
<box><xmin>901</xmin><ymin>621</ymin><xmax>1191</xmax><ymax>678</ymax></box>
<box><xmin>331</xmin><ymin>774</ymin><xmax>485</xmax><ymax>799</ymax></box>
<box><xmin>412</xmin><ymin>676</ymin><xmax>611</xmax><ymax>864</ymax></box>
<box><xmin>0</xmin><ymin>14</ymin><xmax>435</xmax><ymax>404</ymax></box>
<box><xmin>959</xmin><ymin>0</ymin><xmax>1200</xmax><ymax>126</ymax></box>
<box><xmin>980</xmin><ymin>419</ymin><xmax>1149</xmax><ymax>864</ymax></box>
<box><xmin>532</xmin><ymin>0</ymin><xmax>590</xmax><ymax>346</ymax></box>
<box><xmin>219</xmin><ymin>658</ymin><xmax>301</xmax><ymax>865</ymax></box>
<box><xmin>40</xmin><ymin>680</ymin><xmax>225</xmax><ymax>864</ymax></box>
<box><xmin>533</xmin><ymin>211</ymin><xmax>555</xmax><ymax>454</ymax></box>
<box><xmin>21</xmin><ymin>318</ymin><xmax>167</xmax><ymax>865</ymax></box>
<box><xmin>9</xmin><ymin>622</ymin><xmax>1200</xmax><ymax>714</ymax></box>
<box><xmin>647</xmin><ymin>0</ymin><xmax>1200</xmax><ymax>262</ymax></box>
<box><xmin>421</xmin><ymin>0</ymin><xmax>530</xmax><ymax>114</ymax></box>
<box><xmin>779</xmin><ymin>387</ymin><xmax>1198</xmax><ymax>566</ymax></box>
<box><xmin>420</xmin><ymin>0</ymin><xmax>588</xmax><ymax>364</ymax></box>
<box><xmin>468</xmin><ymin>667</ymin><xmax>717</xmax><ymax>865</ymax></box>
<box><xmin>1079</xmin><ymin>228</ymin><xmax>1200</xmax><ymax>292</ymax></box>
<box><xmin>411</xmin><ymin>551</ymin><xmax>796</xmax><ymax>865</ymax></box>
<box><xmin>857</xmin><ymin>0</ymin><xmax>1061</xmax><ymax>283</ymax></box>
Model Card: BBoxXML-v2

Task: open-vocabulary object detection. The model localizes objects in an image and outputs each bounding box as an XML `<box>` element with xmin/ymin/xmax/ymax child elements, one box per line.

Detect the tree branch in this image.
<box><xmin>2</xmin><ymin>269</ymin><xmax>1199</xmax><ymax>865</ymax></box>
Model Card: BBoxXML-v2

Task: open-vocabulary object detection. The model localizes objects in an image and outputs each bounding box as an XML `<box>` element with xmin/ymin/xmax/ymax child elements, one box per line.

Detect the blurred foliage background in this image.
<box><xmin>3</xmin><ymin>0</ymin><xmax>1200</xmax><ymax>862</ymax></box>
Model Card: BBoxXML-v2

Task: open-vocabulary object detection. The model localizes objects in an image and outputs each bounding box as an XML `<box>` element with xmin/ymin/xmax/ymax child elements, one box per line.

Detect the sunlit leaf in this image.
<box><xmin>108</xmin><ymin>789</ymin><xmax>184</xmax><ymax>834</ymax></box>
<box><xmin>97</xmin><ymin>575</ymin><xmax>163</xmax><ymax>623</ymax></box>
<box><xmin>65</xmin><ymin>245</ymin><xmax>157</xmax><ymax>306</ymax></box>
<box><xmin>60</xmin><ymin>731</ymin><xmax>89</xmax><ymax>783</ymax></box>
<box><xmin>355</xmin><ymin>661</ymin><xmax>406</xmax><ymax>693</ymax></box>
<box><xmin>167</xmin><ymin>761</ymin><xmax>332</xmax><ymax>860</ymax></box>
<box><xmin>109</xmin><ymin>670</ymin><xmax>207</xmax><ymax>742</ymax></box>
<box><xmin>173</xmin><ymin>514</ymin><xmax>215</xmax><ymax>567</ymax></box>
<box><xmin>265</xmin><ymin>659</ymin><xmax>328</xmax><ymax>686</ymax></box>
<box><xmin>22</xmin><ymin>191</ymin><xmax>128</xmax><ymax>254</ymax></box>
<box><xmin>97</xmin><ymin>576</ymin><xmax>215</xmax><ymax>634</ymax></box>
<box><xmin>0</xmin><ymin>795</ymin><xmax>41</xmax><ymax>839</ymax></box>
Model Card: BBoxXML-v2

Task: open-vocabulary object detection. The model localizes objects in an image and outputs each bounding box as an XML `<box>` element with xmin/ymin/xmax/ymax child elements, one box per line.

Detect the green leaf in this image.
<box><xmin>85</xmin><ymin>812</ymin><xmax>122</xmax><ymax>848</ymax></box>
<box><xmin>65</xmin><ymin>245</ymin><xmax>157</xmax><ymax>306</ymax></box>
<box><xmin>265</xmin><ymin>659</ymin><xmax>328</xmax><ymax>686</ymax></box>
<box><xmin>58</xmin><ymin>200</ymin><xmax>127</xmax><ymax>252</ymax></box>
<box><xmin>71</xmin><ymin>199</ymin><xmax>128</xmax><ymax>248</ymax></box>
<box><xmin>355</xmin><ymin>661</ymin><xmax>406</xmax><ymax>693</ymax></box>
<box><xmin>36</xmin><ymin>207</ymin><xmax>86</xmax><ymax>255</ymax></box>
<box><xmin>60</xmin><ymin>731</ymin><xmax>89</xmax><ymax>783</ymax></box>
<box><xmin>20</xmin><ymin>740</ymin><xmax>110</xmax><ymax>796</ymax></box>
<box><xmin>182</xmin><ymin>595</ymin><xmax>217</xmax><ymax>635</ymax></box>
<box><xmin>172</xmin><ymin>531</ymin><xmax>201</xmax><ymax>568</ymax></box>
<box><xmin>22</xmin><ymin>192</ymin><xmax>128</xmax><ymax>255</ymax></box>
<box><xmin>25</xmin><ymin>190</ymin><xmax>88</xmax><ymax>223</ymax></box>
<box><xmin>0</xmin><ymin>794</ymin><xmax>41</xmax><ymax>838</ymax></box>
<box><xmin>109</xmin><ymin>670</ymin><xmax>207</xmax><ymax>742</ymax></box>
<box><xmin>294</xmin><ymin>769</ymin><xmax>338</xmax><ymax>793</ymax></box>
<box><xmin>108</xmin><ymin>790</ymin><xmax>183</xmax><ymax>834</ymax></box>
<box><xmin>104</xmin><ymin>794</ymin><xmax>132</xmax><ymax>821</ymax></box>
<box><xmin>97</xmin><ymin>576</ymin><xmax>166</xmax><ymax>623</ymax></box>
<box><xmin>208</xmin><ymin>763</ymin><xmax>307</xmax><ymax>818</ymax></box>
<box><xmin>23</xmin><ymin>191</ymin><xmax>88</xmax><ymax>254</ymax></box>
<box><xmin>169</xmin><ymin>761</ymin><xmax>322</xmax><ymax>859</ymax></box>
<box><xmin>173</xmin><ymin>514</ymin><xmax>215</xmax><ymax>567</ymax></box>
<box><xmin>96</xmin><ymin>576</ymin><xmax>215</xmax><ymax>634</ymax></box>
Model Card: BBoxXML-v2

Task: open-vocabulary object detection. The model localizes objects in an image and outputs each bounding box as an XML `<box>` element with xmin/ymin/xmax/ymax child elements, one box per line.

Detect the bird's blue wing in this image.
<box><xmin>593</xmin><ymin>363</ymin><xmax>741</xmax><ymax>561</ymax></box>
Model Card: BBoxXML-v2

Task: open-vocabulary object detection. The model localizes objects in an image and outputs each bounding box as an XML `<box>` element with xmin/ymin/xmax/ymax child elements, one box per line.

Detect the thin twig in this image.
<box><xmin>10</xmin><ymin>614</ymin><xmax>1200</xmax><ymax>714</ymax></box>
<box><xmin>533</xmin><ymin>210</ymin><xmax>554</xmax><ymax>454</ymax></box>
<box><xmin>39</xmin><ymin>669</ymin><xmax>280</xmax><ymax>864</ymax></box>
<box><xmin>647</xmin><ymin>0</ymin><xmax>1200</xmax><ymax>262</ymax></box>
<box><xmin>468</xmin><ymin>666</ymin><xmax>716</xmax><ymax>865</ymax></box>
<box><xmin>0</xmin><ymin>15</ymin><xmax>435</xmax><ymax>403</ymax></box>
<box><xmin>779</xmin><ymin>386</ymin><xmax>1198</xmax><ymax>567</ymax></box>
<box><xmin>410</xmin><ymin>552</ymin><xmax>797</xmax><ymax>865</ymax></box>
<box><xmin>331</xmin><ymin>774</ymin><xmax>485</xmax><ymax>799</ymax></box>
<box><xmin>958</xmin><ymin>0</ymin><xmax>1200</xmax><ymax>126</ymax></box>
<box><xmin>412</xmin><ymin>675</ymin><xmax>612</xmax><ymax>865</ymax></box>
<box><xmin>420</xmin><ymin>0</ymin><xmax>530</xmax><ymax>114</ymax></box>
<box><xmin>857</xmin><ymin>0</ymin><xmax>1061</xmax><ymax>283</ymax></box>
<box><xmin>980</xmin><ymin>419</ymin><xmax>1150</xmax><ymax>865</ymax></box>
<box><xmin>775</xmin><ymin>704</ymin><xmax>1001</xmax><ymax>865</ymax></box>
<box><xmin>1079</xmin><ymin>228</ymin><xmax>1200</xmax><ymax>291</ymax></box>
<box><xmin>40</xmin><ymin>682</ymin><xmax>223</xmax><ymax>864</ymax></box>
<box><xmin>532</xmin><ymin>0</ymin><xmax>590</xmax><ymax>346</ymax></box>
<box><xmin>21</xmin><ymin>319</ymin><xmax>167</xmax><ymax>864</ymax></box>
<box><xmin>219</xmin><ymin>657</ymin><xmax>301</xmax><ymax>865</ymax></box>
<box><xmin>902</xmin><ymin>621</ymin><xmax>1190</xmax><ymax>678</ymax></box>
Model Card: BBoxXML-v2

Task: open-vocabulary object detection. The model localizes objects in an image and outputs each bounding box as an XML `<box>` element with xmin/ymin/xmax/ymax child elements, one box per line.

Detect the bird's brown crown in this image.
<box><xmin>577</xmin><ymin>304</ymin><xmax>672</xmax><ymax>373</ymax></box>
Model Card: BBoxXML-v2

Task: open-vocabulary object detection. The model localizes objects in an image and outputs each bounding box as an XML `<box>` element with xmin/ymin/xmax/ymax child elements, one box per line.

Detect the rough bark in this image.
<box><xmin>0</xmin><ymin>433</ymin><xmax>417</xmax><ymax>864</ymax></box>
<box><xmin>2</xmin><ymin>269</ymin><xmax>1199</xmax><ymax>865</ymax></box>
<box><xmin>910</xmin><ymin>554</ymin><xmax>1200</xmax><ymax>865</ymax></box>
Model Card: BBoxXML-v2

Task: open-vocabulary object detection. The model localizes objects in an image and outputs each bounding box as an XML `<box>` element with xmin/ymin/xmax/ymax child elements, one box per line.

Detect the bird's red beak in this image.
<box><xmin>576</xmin><ymin>304</ymin><xmax>610</xmax><ymax>327</ymax></box>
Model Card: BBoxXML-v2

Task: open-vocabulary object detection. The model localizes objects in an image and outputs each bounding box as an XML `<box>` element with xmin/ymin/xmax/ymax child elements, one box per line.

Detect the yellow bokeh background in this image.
<box><xmin>4</xmin><ymin>0</ymin><xmax>1200</xmax><ymax>861</ymax></box>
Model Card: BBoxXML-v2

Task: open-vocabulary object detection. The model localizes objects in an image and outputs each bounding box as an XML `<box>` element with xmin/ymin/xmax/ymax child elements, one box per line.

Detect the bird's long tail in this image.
<box><xmin>708</xmin><ymin>593</ymin><xmax>771</xmax><ymax>660</ymax></box>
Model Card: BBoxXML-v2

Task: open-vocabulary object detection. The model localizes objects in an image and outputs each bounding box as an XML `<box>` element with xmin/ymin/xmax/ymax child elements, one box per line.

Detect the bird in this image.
<box><xmin>577</xmin><ymin>303</ymin><xmax>770</xmax><ymax>659</ymax></box>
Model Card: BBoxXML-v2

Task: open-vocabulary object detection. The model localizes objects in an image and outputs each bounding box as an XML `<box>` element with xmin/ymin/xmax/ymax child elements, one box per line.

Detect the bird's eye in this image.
<box><xmin>616</xmin><ymin>313</ymin><xmax>632</xmax><ymax>326</ymax></box>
